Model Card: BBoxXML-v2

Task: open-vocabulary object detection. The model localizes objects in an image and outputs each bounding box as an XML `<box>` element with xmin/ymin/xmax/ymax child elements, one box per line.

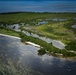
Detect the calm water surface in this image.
<box><xmin>0</xmin><ymin>35</ymin><xmax>76</xmax><ymax>75</ymax></box>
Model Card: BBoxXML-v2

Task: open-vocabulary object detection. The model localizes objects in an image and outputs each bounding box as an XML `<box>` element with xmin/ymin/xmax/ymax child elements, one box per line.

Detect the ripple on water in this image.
<box><xmin>0</xmin><ymin>35</ymin><xmax>76</xmax><ymax>75</ymax></box>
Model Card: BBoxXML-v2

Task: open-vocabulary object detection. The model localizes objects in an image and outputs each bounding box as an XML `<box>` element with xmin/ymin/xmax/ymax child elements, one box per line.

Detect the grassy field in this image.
<box><xmin>0</xmin><ymin>12</ymin><xmax>76</xmax><ymax>24</ymax></box>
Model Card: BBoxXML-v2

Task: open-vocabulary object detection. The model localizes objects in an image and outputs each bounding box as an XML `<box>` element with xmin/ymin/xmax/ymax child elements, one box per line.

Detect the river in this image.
<box><xmin>0</xmin><ymin>35</ymin><xmax>76</xmax><ymax>75</ymax></box>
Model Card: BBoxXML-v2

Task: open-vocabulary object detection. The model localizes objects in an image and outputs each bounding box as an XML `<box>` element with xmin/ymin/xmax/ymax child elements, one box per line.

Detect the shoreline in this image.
<box><xmin>0</xmin><ymin>33</ymin><xmax>40</xmax><ymax>48</ymax></box>
<box><xmin>26</xmin><ymin>42</ymin><xmax>40</xmax><ymax>48</ymax></box>
<box><xmin>0</xmin><ymin>34</ymin><xmax>21</xmax><ymax>39</ymax></box>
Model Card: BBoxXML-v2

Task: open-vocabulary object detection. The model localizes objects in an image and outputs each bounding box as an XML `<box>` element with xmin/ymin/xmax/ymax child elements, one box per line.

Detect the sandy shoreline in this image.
<box><xmin>0</xmin><ymin>33</ymin><xmax>41</xmax><ymax>48</ymax></box>
<box><xmin>0</xmin><ymin>34</ymin><xmax>21</xmax><ymax>39</ymax></box>
<box><xmin>26</xmin><ymin>42</ymin><xmax>40</xmax><ymax>48</ymax></box>
<box><xmin>0</xmin><ymin>33</ymin><xmax>65</xmax><ymax>49</ymax></box>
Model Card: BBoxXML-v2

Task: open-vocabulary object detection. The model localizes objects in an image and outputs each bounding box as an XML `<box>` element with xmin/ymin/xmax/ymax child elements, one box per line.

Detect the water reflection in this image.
<box><xmin>52</xmin><ymin>18</ymin><xmax>67</xmax><ymax>22</ymax></box>
<box><xmin>36</xmin><ymin>21</ymin><xmax>48</xmax><ymax>25</ymax></box>
<box><xmin>22</xmin><ymin>30</ymin><xmax>65</xmax><ymax>49</ymax></box>
<box><xmin>0</xmin><ymin>35</ymin><xmax>76</xmax><ymax>75</ymax></box>
<box><xmin>71</xmin><ymin>24</ymin><xmax>76</xmax><ymax>28</ymax></box>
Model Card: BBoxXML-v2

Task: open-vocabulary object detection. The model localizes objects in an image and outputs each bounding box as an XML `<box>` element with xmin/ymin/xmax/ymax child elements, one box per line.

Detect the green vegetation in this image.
<box><xmin>38</xmin><ymin>48</ymin><xmax>46</xmax><ymax>55</ymax></box>
<box><xmin>32</xmin><ymin>19</ymin><xmax>76</xmax><ymax>42</ymax></box>
<box><xmin>65</xmin><ymin>40</ymin><xmax>76</xmax><ymax>51</ymax></box>
<box><xmin>0</xmin><ymin>12</ymin><xmax>76</xmax><ymax>24</ymax></box>
<box><xmin>0</xmin><ymin>26</ymin><xmax>19</xmax><ymax>37</ymax></box>
<box><xmin>0</xmin><ymin>12</ymin><xmax>76</xmax><ymax>57</ymax></box>
<box><xmin>19</xmin><ymin>32</ymin><xmax>76</xmax><ymax>57</ymax></box>
<box><xmin>0</xmin><ymin>26</ymin><xmax>76</xmax><ymax>57</ymax></box>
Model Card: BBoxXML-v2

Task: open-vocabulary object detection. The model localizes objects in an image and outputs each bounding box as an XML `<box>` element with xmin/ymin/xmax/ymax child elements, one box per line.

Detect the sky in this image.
<box><xmin>0</xmin><ymin>0</ymin><xmax>76</xmax><ymax>1</ymax></box>
<box><xmin>0</xmin><ymin>0</ymin><xmax>76</xmax><ymax>13</ymax></box>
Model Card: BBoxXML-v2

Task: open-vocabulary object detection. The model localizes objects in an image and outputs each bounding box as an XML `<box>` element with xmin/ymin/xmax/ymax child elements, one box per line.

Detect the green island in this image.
<box><xmin>0</xmin><ymin>12</ymin><xmax>76</xmax><ymax>57</ymax></box>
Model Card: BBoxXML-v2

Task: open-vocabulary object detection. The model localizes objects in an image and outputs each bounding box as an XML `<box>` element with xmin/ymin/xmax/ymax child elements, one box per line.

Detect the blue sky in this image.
<box><xmin>0</xmin><ymin>0</ymin><xmax>76</xmax><ymax>13</ymax></box>
<box><xmin>0</xmin><ymin>0</ymin><xmax>76</xmax><ymax>1</ymax></box>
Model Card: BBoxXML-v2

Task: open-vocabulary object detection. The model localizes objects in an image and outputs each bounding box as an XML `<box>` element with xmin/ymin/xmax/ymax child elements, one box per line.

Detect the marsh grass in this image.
<box><xmin>0</xmin><ymin>12</ymin><xmax>76</xmax><ymax>57</ymax></box>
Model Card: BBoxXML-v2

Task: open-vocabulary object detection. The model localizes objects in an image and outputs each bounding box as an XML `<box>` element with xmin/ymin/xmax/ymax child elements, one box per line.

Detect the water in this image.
<box><xmin>36</xmin><ymin>21</ymin><xmax>48</xmax><ymax>25</ymax></box>
<box><xmin>52</xmin><ymin>18</ymin><xmax>58</xmax><ymax>21</ymax></box>
<box><xmin>72</xmin><ymin>24</ymin><xmax>76</xmax><ymax>28</ymax></box>
<box><xmin>58</xmin><ymin>18</ymin><xmax>67</xmax><ymax>21</ymax></box>
<box><xmin>74</xmin><ymin>18</ymin><xmax>76</xmax><ymax>20</ymax></box>
<box><xmin>7</xmin><ymin>24</ymin><xmax>20</xmax><ymax>29</ymax></box>
<box><xmin>7</xmin><ymin>24</ymin><xmax>21</xmax><ymax>32</ymax></box>
<box><xmin>0</xmin><ymin>35</ymin><xmax>76</xmax><ymax>75</ymax></box>
<box><xmin>52</xmin><ymin>18</ymin><xmax>67</xmax><ymax>21</ymax></box>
